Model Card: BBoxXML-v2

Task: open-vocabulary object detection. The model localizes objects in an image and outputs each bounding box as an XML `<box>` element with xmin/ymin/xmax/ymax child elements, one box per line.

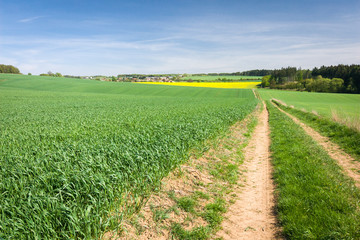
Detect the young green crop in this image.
<box><xmin>0</xmin><ymin>74</ymin><xmax>257</xmax><ymax>239</ymax></box>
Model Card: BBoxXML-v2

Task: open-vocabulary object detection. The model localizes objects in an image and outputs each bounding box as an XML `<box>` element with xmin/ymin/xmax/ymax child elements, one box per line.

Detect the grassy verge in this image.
<box><xmin>169</xmin><ymin>110</ymin><xmax>259</xmax><ymax>239</ymax></box>
<box><xmin>272</xmin><ymin>100</ymin><xmax>360</xmax><ymax>161</ymax></box>
<box><xmin>267</xmin><ymin>101</ymin><xmax>360</xmax><ymax>239</ymax></box>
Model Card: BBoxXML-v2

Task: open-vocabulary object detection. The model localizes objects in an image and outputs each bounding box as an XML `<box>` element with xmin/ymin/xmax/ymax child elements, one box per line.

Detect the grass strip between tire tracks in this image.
<box><xmin>267</xmin><ymin>101</ymin><xmax>360</xmax><ymax>239</ymax></box>
<box><xmin>272</xmin><ymin>100</ymin><xmax>360</xmax><ymax>161</ymax></box>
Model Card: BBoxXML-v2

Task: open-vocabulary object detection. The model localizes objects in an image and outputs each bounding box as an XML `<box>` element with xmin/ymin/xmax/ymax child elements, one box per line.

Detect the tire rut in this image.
<box><xmin>217</xmin><ymin>102</ymin><xmax>281</xmax><ymax>239</ymax></box>
<box><xmin>272</xmin><ymin>101</ymin><xmax>360</xmax><ymax>188</ymax></box>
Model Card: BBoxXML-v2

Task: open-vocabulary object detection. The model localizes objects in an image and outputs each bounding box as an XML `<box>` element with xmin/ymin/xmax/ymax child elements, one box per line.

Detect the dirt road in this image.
<box><xmin>217</xmin><ymin>103</ymin><xmax>281</xmax><ymax>239</ymax></box>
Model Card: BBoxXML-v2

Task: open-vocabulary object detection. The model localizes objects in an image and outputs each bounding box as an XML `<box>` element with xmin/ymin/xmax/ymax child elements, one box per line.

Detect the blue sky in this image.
<box><xmin>1</xmin><ymin>0</ymin><xmax>359</xmax><ymax>75</ymax></box>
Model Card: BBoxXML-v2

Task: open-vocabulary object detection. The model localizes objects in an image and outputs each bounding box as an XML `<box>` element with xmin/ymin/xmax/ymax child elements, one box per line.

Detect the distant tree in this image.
<box><xmin>315</xmin><ymin>77</ymin><xmax>331</xmax><ymax>92</ymax></box>
<box><xmin>240</xmin><ymin>69</ymin><xmax>273</xmax><ymax>76</ymax></box>
<box><xmin>261</xmin><ymin>75</ymin><xmax>271</xmax><ymax>88</ymax></box>
<box><xmin>329</xmin><ymin>78</ymin><xmax>344</xmax><ymax>93</ymax></box>
<box><xmin>40</xmin><ymin>71</ymin><xmax>63</xmax><ymax>77</ymax></box>
<box><xmin>305</xmin><ymin>78</ymin><xmax>315</xmax><ymax>92</ymax></box>
<box><xmin>271</xmin><ymin>67</ymin><xmax>297</xmax><ymax>84</ymax></box>
<box><xmin>296</xmin><ymin>70</ymin><xmax>303</xmax><ymax>82</ymax></box>
<box><xmin>302</xmin><ymin>69</ymin><xmax>312</xmax><ymax>79</ymax></box>
<box><xmin>305</xmin><ymin>76</ymin><xmax>332</xmax><ymax>92</ymax></box>
<box><xmin>0</xmin><ymin>64</ymin><xmax>20</xmax><ymax>74</ymax></box>
<box><xmin>346</xmin><ymin>78</ymin><xmax>357</xmax><ymax>93</ymax></box>
<box><xmin>269</xmin><ymin>78</ymin><xmax>276</xmax><ymax>88</ymax></box>
<box><xmin>312</xmin><ymin>64</ymin><xmax>360</xmax><ymax>93</ymax></box>
<box><xmin>28</xmin><ymin>73</ymin><xmax>32</xmax><ymax>75</ymax></box>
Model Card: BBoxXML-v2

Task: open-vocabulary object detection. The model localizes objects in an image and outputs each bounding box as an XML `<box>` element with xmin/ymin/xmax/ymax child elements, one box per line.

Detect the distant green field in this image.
<box><xmin>181</xmin><ymin>75</ymin><xmax>262</xmax><ymax>81</ymax></box>
<box><xmin>259</xmin><ymin>89</ymin><xmax>360</xmax><ymax>125</ymax></box>
<box><xmin>0</xmin><ymin>74</ymin><xmax>257</xmax><ymax>239</ymax></box>
<box><xmin>0</xmin><ymin>74</ymin><xmax>251</xmax><ymax>97</ymax></box>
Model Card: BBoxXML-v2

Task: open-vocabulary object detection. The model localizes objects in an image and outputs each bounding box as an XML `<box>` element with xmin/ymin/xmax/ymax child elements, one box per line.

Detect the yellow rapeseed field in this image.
<box><xmin>136</xmin><ymin>81</ymin><xmax>260</xmax><ymax>89</ymax></box>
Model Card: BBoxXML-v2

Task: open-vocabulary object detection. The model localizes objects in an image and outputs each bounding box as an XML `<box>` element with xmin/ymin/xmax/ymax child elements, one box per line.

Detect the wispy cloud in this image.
<box><xmin>1</xmin><ymin>0</ymin><xmax>359</xmax><ymax>75</ymax></box>
<box><xmin>18</xmin><ymin>16</ymin><xmax>44</xmax><ymax>23</ymax></box>
<box><xmin>2</xmin><ymin>11</ymin><xmax>359</xmax><ymax>75</ymax></box>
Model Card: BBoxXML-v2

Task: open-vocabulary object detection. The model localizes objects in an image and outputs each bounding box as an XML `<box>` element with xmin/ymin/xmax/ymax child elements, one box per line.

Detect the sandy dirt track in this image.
<box><xmin>217</xmin><ymin>102</ymin><xmax>281</xmax><ymax>239</ymax></box>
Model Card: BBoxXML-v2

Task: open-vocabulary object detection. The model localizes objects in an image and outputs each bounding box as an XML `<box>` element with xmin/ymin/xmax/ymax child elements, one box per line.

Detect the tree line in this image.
<box><xmin>312</xmin><ymin>65</ymin><xmax>360</xmax><ymax>93</ymax></box>
<box><xmin>40</xmin><ymin>71</ymin><xmax>63</xmax><ymax>77</ymax></box>
<box><xmin>191</xmin><ymin>69</ymin><xmax>273</xmax><ymax>77</ymax></box>
<box><xmin>236</xmin><ymin>69</ymin><xmax>273</xmax><ymax>76</ymax></box>
<box><xmin>0</xmin><ymin>64</ymin><xmax>20</xmax><ymax>74</ymax></box>
<box><xmin>262</xmin><ymin>65</ymin><xmax>360</xmax><ymax>93</ymax></box>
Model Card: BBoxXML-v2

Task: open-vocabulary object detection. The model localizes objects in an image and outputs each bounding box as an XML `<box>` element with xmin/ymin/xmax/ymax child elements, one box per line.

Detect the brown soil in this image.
<box><xmin>272</xmin><ymin>101</ymin><xmax>360</xmax><ymax>188</ymax></box>
<box><xmin>216</xmin><ymin>102</ymin><xmax>282</xmax><ymax>239</ymax></box>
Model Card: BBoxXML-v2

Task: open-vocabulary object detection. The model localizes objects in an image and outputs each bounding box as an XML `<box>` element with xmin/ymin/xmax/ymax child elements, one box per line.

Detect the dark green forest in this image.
<box><xmin>194</xmin><ymin>69</ymin><xmax>273</xmax><ymax>76</ymax></box>
<box><xmin>262</xmin><ymin>64</ymin><xmax>360</xmax><ymax>93</ymax></box>
<box><xmin>312</xmin><ymin>65</ymin><xmax>360</xmax><ymax>92</ymax></box>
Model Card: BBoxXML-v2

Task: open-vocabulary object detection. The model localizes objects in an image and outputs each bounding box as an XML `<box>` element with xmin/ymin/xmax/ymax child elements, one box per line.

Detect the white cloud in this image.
<box><xmin>18</xmin><ymin>16</ymin><xmax>44</xmax><ymax>23</ymax></box>
<box><xmin>2</xmin><ymin>15</ymin><xmax>360</xmax><ymax>75</ymax></box>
